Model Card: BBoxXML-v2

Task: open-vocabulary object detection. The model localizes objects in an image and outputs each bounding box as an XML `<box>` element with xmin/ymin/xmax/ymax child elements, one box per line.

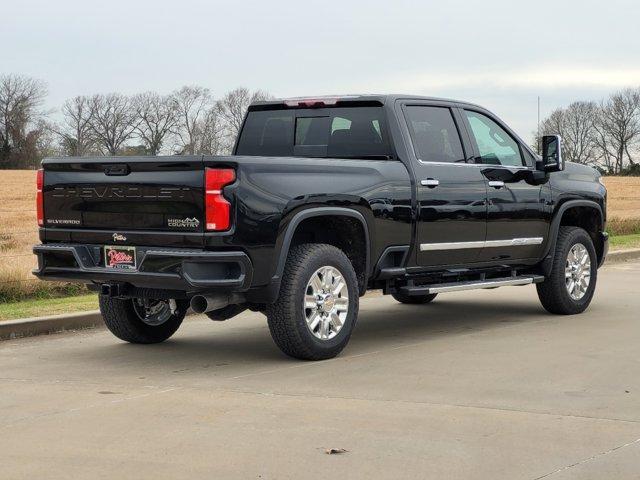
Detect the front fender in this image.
<box><xmin>540</xmin><ymin>199</ymin><xmax>605</xmax><ymax>276</ymax></box>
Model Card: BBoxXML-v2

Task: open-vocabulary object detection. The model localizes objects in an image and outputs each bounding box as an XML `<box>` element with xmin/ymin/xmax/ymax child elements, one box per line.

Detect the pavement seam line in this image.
<box><xmin>531</xmin><ymin>436</ymin><xmax>640</xmax><ymax>479</ymax></box>
<box><xmin>0</xmin><ymin>387</ymin><xmax>180</xmax><ymax>430</ymax></box>
<box><xmin>4</xmin><ymin>376</ymin><xmax>637</xmax><ymax>427</ymax></box>
<box><xmin>188</xmin><ymin>386</ymin><xmax>640</xmax><ymax>426</ymax></box>
<box><xmin>2</xmin><ymin>377</ymin><xmax>637</xmax><ymax>425</ymax></box>
<box><xmin>0</xmin><ymin>377</ymin><xmax>153</xmax><ymax>389</ymax></box>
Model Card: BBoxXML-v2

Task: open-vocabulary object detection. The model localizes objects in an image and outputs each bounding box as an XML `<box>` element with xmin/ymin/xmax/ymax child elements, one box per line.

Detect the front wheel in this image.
<box><xmin>99</xmin><ymin>296</ymin><xmax>188</xmax><ymax>343</ymax></box>
<box><xmin>267</xmin><ymin>244</ymin><xmax>359</xmax><ymax>360</ymax></box>
<box><xmin>537</xmin><ymin>226</ymin><xmax>597</xmax><ymax>315</ymax></box>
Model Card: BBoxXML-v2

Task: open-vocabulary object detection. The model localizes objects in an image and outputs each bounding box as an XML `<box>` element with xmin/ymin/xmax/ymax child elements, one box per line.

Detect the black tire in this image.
<box><xmin>392</xmin><ymin>292</ymin><xmax>438</xmax><ymax>304</ymax></box>
<box><xmin>99</xmin><ymin>296</ymin><xmax>188</xmax><ymax>344</ymax></box>
<box><xmin>537</xmin><ymin>226</ymin><xmax>597</xmax><ymax>315</ymax></box>
<box><xmin>266</xmin><ymin>243</ymin><xmax>359</xmax><ymax>360</ymax></box>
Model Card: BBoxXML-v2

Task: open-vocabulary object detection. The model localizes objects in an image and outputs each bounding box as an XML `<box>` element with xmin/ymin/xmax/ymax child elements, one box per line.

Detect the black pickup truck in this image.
<box><xmin>34</xmin><ymin>95</ymin><xmax>608</xmax><ymax>360</ymax></box>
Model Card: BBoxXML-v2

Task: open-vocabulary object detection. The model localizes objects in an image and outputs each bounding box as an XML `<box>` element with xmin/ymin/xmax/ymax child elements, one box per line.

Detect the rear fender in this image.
<box><xmin>271</xmin><ymin>206</ymin><xmax>371</xmax><ymax>295</ymax></box>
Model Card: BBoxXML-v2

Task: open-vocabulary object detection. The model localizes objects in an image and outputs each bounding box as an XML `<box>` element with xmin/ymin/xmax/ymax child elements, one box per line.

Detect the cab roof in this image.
<box><xmin>249</xmin><ymin>94</ymin><xmax>484</xmax><ymax>111</ymax></box>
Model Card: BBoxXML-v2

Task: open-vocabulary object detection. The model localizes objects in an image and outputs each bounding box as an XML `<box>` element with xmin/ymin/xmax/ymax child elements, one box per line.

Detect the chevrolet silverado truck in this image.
<box><xmin>33</xmin><ymin>95</ymin><xmax>608</xmax><ymax>360</ymax></box>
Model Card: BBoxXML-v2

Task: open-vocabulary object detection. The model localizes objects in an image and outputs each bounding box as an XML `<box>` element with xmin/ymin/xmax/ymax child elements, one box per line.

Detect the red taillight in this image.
<box><xmin>36</xmin><ymin>169</ymin><xmax>44</xmax><ymax>227</ymax></box>
<box><xmin>205</xmin><ymin>168</ymin><xmax>235</xmax><ymax>231</ymax></box>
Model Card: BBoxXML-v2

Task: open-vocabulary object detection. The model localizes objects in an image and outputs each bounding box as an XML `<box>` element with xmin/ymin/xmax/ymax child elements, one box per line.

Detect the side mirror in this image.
<box><xmin>541</xmin><ymin>135</ymin><xmax>564</xmax><ymax>172</ymax></box>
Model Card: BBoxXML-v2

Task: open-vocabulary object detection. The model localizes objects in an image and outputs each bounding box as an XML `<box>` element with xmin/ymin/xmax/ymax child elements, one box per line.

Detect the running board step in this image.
<box><xmin>399</xmin><ymin>275</ymin><xmax>544</xmax><ymax>295</ymax></box>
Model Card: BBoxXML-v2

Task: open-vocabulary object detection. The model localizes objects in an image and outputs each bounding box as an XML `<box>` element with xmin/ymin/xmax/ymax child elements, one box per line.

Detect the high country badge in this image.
<box><xmin>168</xmin><ymin>217</ymin><xmax>200</xmax><ymax>228</ymax></box>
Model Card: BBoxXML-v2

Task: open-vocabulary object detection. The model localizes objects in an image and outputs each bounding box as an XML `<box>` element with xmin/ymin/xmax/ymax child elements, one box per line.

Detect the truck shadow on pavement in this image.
<box><xmin>76</xmin><ymin>297</ymin><xmax>547</xmax><ymax>369</ymax></box>
<box><xmin>353</xmin><ymin>298</ymin><xmax>544</xmax><ymax>344</ymax></box>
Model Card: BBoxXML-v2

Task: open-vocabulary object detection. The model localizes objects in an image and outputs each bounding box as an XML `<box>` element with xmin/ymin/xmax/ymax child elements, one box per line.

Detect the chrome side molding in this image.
<box><xmin>420</xmin><ymin>237</ymin><xmax>543</xmax><ymax>251</ymax></box>
<box><xmin>421</xmin><ymin>240</ymin><xmax>485</xmax><ymax>251</ymax></box>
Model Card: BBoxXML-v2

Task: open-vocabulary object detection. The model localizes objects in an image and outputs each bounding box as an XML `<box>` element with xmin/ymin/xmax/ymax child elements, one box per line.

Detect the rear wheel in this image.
<box><xmin>537</xmin><ymin>226</ymin><xmax>597</xmax><ymax>315</ymax></box>
<box><xmin>99</xmin><ymin>296</ymin><xmax>188</xmax><ymax>343</ymax></box>
<box><xmin>267</xmin><ymin>244</ymin><xmax>359</xmax><ymax>360</ymax></box>
<box><xmin>392</xmin><ymin>292</ymin><xmax>438</xmax><ymax>304</ymax></box>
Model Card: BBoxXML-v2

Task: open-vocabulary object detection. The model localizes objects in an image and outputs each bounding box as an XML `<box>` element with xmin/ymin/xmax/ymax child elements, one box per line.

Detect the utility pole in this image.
<box><xmin>537</xmin><ymin>96</ymin><xmax>541</xmax><ymax>154</ymax></box>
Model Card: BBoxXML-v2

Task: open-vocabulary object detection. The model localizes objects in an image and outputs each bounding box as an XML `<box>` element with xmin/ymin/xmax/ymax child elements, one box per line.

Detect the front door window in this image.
<box><xmin>464</xmin><ymin>110</ymin><xmax>524</xmax><ymax>167</ymax></box>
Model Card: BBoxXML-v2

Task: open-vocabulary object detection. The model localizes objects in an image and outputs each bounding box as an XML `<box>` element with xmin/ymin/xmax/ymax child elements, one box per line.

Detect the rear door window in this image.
<box><xmin>404</xmin><ymin>106</ymin><xmax>466</xmax><ymax>163</ymax></box>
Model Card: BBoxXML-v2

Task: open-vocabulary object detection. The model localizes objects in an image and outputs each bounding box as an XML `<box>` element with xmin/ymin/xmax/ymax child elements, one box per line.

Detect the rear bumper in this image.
<box><xmin>33</xmin><ymin>244</ymin><xmax>253</xmax><ymax>293</ymax></box>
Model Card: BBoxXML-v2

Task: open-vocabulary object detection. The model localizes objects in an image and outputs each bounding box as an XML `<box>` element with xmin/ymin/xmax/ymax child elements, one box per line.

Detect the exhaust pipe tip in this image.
<box><xmin>190</xmin><ymin>294</ymin><xmax>231</xmax><ymax>314</ymax></box>
<box><xmin>190</xmin><ymin>295</ymin><xmax>210</xmax><ymax>314</ymax></box>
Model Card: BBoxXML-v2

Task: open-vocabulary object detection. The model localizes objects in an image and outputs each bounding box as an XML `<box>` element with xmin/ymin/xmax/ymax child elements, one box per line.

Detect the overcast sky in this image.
<box><xmin>3</xmin><ymin>0</ymin><xmax>640</xmax><ymax>141</ymax></box>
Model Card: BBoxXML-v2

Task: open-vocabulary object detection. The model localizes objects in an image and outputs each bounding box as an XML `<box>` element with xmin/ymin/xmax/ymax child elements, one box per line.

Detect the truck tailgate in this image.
<box><xmin>42</xmin><ymin>156</ymin><xmax>205</xmax><ymax>247</ymax></box>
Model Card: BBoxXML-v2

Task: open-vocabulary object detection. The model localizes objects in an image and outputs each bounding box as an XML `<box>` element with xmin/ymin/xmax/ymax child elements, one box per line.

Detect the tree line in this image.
<box><xmin>2</xmin><ymin>72</ymin><xmax>640</xmax><ymax>174</ymax></box>
<box><xmin>536</xmin><ymin>88</ymin><xmax>640</xmax><ymax>175</ymax></box>
<box><xmin>0</xmin><ymin>73</ymin><xmax>271</xmax><ymax>168</ymax></box>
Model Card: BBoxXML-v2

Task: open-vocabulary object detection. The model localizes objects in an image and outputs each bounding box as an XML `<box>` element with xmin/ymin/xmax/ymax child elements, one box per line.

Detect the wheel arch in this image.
<box><xmin>272</xmin><ymin>207</ymin><xmax>371</xmax><ymax>296</ymax></box>
<box><xmin>541</xmin><ymin>200</ymin><xmax>605</xmax><ymax>276</ymax></box>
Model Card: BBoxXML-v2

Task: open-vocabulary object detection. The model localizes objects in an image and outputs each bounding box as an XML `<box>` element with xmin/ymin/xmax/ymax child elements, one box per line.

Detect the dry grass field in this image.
<box><xmin>602</xmin><ymin>177</ymin><xmax>640</xmax><ymax>218</ymax></box>
<box><xmin>0</xmin><ymin>170</ymin><xmax>40</xmax><ymax>300</ymax></box>
<box><xmin>0</xmin><ymin>170</ymin><xmax>84</xmax><ymax>302</ymax></box>
<box><xmin>0</xmin><ymin>170</ymin><xmax>87</xmax><ymax>301</ymax></box>
<box><xmin>0</xmin><ymin>170</ymin><xmax>639</xmax><ymax>302</ymax></box>
<box><xmin>602</xmin><ymin>177</ymin><xmax>640</xmax><ymax>235</ymax></box>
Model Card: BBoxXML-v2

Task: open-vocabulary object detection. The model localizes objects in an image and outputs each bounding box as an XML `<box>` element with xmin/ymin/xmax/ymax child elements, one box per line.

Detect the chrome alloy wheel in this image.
<box><xmin>132</xmin><ymin>299</ymin><xmax>177</xmax><ymax>326</ymax></box>
<box><xmin>304</xmin><ymin>266</ymin><xmax>349</xmax><ymax>340</ymax></box>
<box><xmin>565</xmin><ymin>243</ymin><xmax>591</xmax><ymax>300</ymax></box>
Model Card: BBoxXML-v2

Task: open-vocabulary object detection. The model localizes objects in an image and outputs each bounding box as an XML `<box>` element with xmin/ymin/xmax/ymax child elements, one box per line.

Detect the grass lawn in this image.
<box><xmin>0</xmin><ymin>293</ymin><xmax>98</xmax><ymax>321</ymax></box>
<box><xmin>609</xmin><ymin>234</ymin><xmax>640</xmax><ymax>251</ymax></box>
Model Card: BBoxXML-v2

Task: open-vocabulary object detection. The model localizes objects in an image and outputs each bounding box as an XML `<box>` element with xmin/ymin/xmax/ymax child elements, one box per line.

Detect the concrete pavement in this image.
<box><xmin>1</xmin><ymin>262</ymin><xmax>639</xmax><ymax>479</ymax></box>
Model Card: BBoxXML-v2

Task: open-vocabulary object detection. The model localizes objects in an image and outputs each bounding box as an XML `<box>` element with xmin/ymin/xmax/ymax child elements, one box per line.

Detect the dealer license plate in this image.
<box><xmin>104</xmin><ymin>246</ymin><xmax>137</xmax><ymax>270</ymax></box>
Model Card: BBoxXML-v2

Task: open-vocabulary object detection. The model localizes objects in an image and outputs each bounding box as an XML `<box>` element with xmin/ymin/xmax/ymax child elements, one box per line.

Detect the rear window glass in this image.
<box><xmin>236</xmin><ymin>111</ymin><xmax>295</xmax><ymax>157</ymax></box>
<box><xmin>236</xmin><ymin>107</ymin><xmax>392</xmax><ymax>158</ymax></box>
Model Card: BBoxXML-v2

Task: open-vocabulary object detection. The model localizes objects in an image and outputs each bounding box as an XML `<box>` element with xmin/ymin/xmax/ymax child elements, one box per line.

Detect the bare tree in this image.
<box><xmin>565</xmin><ymin>102</ymin><xmax>600</xmax><ymax>166</ymax></box>
<box><xmin>34</xmin><ymin>118</ymin><xmax>59</xmax><ymax>158</ymax></box>
<box><xmin>539</xmin><ymin>101</ymin><xmax>599</xmax><ymax>165</ymax></box>
<box><xmin>51</xmin><ymin>96</ymin><xmax>95</xmax><ymax>156</ymax></box>
<box><xmin>592</xmin><ymin>110</ymin><xmax>616</xmax><ymax>173</ymax></box>
<box><xmin>133</xmin><ymin>92</ymin><xmax>178</xmax><ymax>155</ymax></box>
<box><xmin>87</xmin><ymin>93</ymin><xmax>138</xmax><ymax>155</ymax></box>
<box><xmin>215</xmin><ymin>87</ymin><xmax>272</xmax><ymax>144</ymax></box>
<box><xmin>594</xmin><ymin>88</ymin><xmax>640</xmax><ymax>173</ymax></box>
<box><xmin>195</xmin><ymin>107</ymin><xmax>226</xmax><ymax>155</ymax></box>
<box><xmin>0</xmin><ymin>74</ymin><xmax>47</xmax><ymax>167</ymax></box>
<box><xmin>171</xmin><ymin>86</ymin><xmax>212</xmax><ymax>155</ymax></box>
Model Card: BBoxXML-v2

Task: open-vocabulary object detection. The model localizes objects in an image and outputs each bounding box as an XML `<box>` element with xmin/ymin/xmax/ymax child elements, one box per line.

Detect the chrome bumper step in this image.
<box><xmin>398</xmin><ymin>275</ymin><xmax>544</xmax><ymax>296</ymax></box>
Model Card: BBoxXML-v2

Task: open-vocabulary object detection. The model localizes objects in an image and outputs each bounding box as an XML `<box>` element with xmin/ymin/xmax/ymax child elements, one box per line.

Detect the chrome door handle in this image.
<box><xmin>488</xmin><ymin>180</ymin><xmax>505</xmax><ymax>189</ymax></box>
<box><xmin>421</xmin><ymin>178</ymin><xmax>439</xmax><ymax>188</ymax></box>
